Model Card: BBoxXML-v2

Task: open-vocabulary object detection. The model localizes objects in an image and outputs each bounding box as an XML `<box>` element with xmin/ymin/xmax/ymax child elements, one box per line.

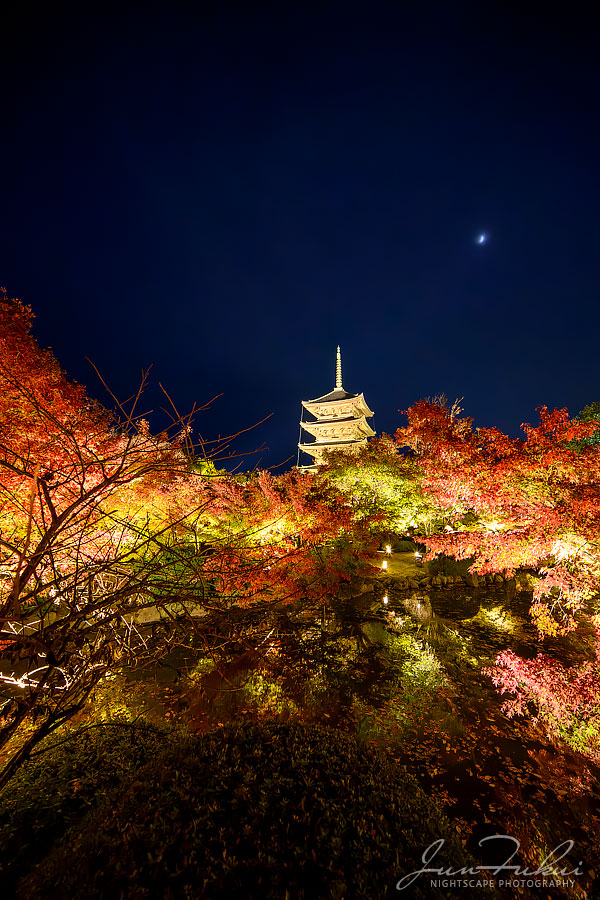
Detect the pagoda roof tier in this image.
<box><xmin>300</xmin><ymin>416</ymin><xmax>375</xmax><ymax>439</ymax></box>
<box><xmin>298</xmin><ymin>438</ymin><xmax>368</xmax><ymax>454</ymax></box>
<box><xmin>307</xmin><ymin>388</ymin><xmax>359</xmax><ymax>403</ymax></box>
<box><xmin>301</xmin><ymin>415</ymin><xmax>360</xmax><ymax>425</ymax></box>
<box><xmin>302</xmin><ymin>391</ymin><xmax>374</xmax><ymax>419</ymax></box>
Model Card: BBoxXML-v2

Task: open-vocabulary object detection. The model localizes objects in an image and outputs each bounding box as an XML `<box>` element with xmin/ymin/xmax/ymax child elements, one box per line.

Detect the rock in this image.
<box><xmin>408</xmin><ymin>579</ymin><xmax>420</xmax><ymax>590</ymax></box>
<box><xmin>431</xmin><ymin>575</ymin><xmax>443</xmax><ymax>587</ymax></box>
<box><xmin>337</xmin><ymin>582</ymin><xmax>353</xmax><ymax>600</ymax></box>
<box><xmin>419</xmin><ymin>576</ymin><xmax>431</xmax><ymax>587</ymax></box>
<box><xmin>451</xmin><ymin>596</ymin><xmax>481</xmax><ymax>618</ymax></box>
<box><xmin>495</xmin><ymin>574</ymin><xmax>504</xmax><ymax>584</ymax></box>
<box><xmin>464</xmin><ymin>573</ymin><xmax>479</xmax><ymax>588</ymax></box>
<box><xmin>402</xmin><ymin>594</ymin><xmax>433</xmax><ymax>620</ymax></box>
<box><xmin>515</xmin><ymin>572</ymin><xmax>536</xmax><ymax>593</ymax></box>
<box><xmin>337</xmin><ymin>578</ymin><xmax>375</xmax><ymax>600</ymax></box>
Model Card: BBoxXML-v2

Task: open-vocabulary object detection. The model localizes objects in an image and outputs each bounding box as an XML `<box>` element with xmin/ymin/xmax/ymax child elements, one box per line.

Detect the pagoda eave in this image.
<box><xmin>298</xmin><ymin>439</ymin><xmax>369</xmax><ymax>460</ymax></box>
<box><xmin>300</xmin><ymin>419</ymin><xmax>375</xmax><ymax>440</ymax></box>
<box><xmin>302</xmin><ymin>393</ymin><xmax>374</xmax><ymax>419</ymax></box>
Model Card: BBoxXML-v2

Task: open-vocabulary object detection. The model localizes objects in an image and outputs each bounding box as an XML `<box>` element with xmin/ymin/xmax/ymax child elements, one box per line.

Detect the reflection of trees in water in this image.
<box><xmin>430</xmin><ymin>592</ymin><xmax>481</xmax><ymax>621</ymax></box>
<box><xmin>174</xmin><ymin>590</ymin><xmax>533</xmax><ymax>731</ymax></box>
<box><xmin>247</xmin><ymin>598</ymin><xmax>444</xmax><ymax>719</ymax></box>
<box><xmin>258</xmin><ymin>592</ymin><xmax>516</xmax><ymax>722</ymax></box>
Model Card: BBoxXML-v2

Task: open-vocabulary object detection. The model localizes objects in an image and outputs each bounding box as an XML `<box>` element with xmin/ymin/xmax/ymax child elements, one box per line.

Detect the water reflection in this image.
<box><xmin>121</xmin><ymin>585</ymin><xmax>600</xmax><ymax>893</ymax></box>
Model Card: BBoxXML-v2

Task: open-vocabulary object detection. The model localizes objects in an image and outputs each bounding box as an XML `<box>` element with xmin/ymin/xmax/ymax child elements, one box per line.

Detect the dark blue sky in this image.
<box><xmin>3</xmin><ymin>3</ymin><xmax>599</xmax><ymax>469</ymax></box>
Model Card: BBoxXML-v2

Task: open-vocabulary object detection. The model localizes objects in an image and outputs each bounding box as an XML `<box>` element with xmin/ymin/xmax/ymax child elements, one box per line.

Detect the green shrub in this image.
<box><xmin>428</xmin><ymin>555</ymin><xmax>475</xmax><ymax>577</ymax></box>
<box><xmin>394</xmin><ymin>539</ymin><xmax>417</xmax><ymax>552</ymax></box>
<box><xmin>20</xmin><ymin>721</ymin><xmax>488</xmax><ymax>900</ymax></box>
<box><xmin>0</xmin><ymin>721</ymin><xmax>173</xmax><ymax>895</ymax></box>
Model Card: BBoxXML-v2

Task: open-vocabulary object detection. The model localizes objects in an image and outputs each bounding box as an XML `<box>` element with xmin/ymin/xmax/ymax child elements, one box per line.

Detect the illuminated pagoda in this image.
<box><xmin>297</xmin><ymin>346</ymin><xmax>375</xmax><ymax>469</ymax></box>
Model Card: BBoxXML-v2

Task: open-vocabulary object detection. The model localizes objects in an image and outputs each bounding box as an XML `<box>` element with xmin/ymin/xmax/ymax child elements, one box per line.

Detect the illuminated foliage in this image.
<box><xmin>569</xmin><ymin>402</ymin><xmax>600</xmax><ymax>451</ymax></box>
<box><xmin>397</xmin><ymin>398</ymin><xmax>600</xmax><ymax>635</ymax></box>
<box><xmin>318</xmin><ymin>436</ymin><xmax>442</xmax><ymax>536</ymax></box>
<box><xmin>197</xmin><ymin>467</ymin><xmax>370</xmax><ymax>605</ymax></box>
<box><xmin>0</xmin><ymin>293</ymin><xmax>221</xmax><ymax>785</ymax></box>
<box><xmin>0</xmin><ymin>293</ymin><xmax>370</xmax><ymax>784</ymax></box>
<box><xmin>398</xmin><ymin>397</ymin><xmax>600</xmax><ymax>757</ymax></box>
<box><xmin>483</xmin><ymin>617</ymin><xmax>600</xmax><ymax>759</ymax></box>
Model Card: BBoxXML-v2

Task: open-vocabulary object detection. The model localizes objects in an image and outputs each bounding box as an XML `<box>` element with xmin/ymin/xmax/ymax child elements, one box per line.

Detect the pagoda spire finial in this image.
<box><xmin>335</xmin><ymin>345</ymin><xmax>343</xmax><ymax>389</ymax></box>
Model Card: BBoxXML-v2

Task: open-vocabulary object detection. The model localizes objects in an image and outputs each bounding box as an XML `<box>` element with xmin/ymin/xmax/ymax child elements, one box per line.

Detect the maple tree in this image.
<box><xmin>318</xmin><ymin>436</ymin><xmax>443</xmax><ymax>537</ymax></box>
<box><xmin>397</xmin><ymin>397</ymin><xmax>600</xmax><ymax>634</ymax></box>
<box><xmin>186</xmin><ymin>465</ymin><xmax>378</xmax><ymax>693</ymax></box>
<box><xmin>396</xmin><ymin>397</ymin><xmax>600</xmax><ymax>756</ymax></box>
<box><xmin>483</xmin><ymin>617</ymin><xmax>600</xmax><ymax>759</ymax></box>
<box><xmin>0</xmin><ymin>292</ymin><xmax>368</xmax><ymax>784</ymax></box>
<box><xmin>0</xmin><ymin>292</ymin><xmax>226</xmax><ymax>784</ymax></box>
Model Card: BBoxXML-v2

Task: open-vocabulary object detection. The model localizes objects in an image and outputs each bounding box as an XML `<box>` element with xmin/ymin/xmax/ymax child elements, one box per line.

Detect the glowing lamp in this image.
<box><xmin>385</xmin><ymin>544</ymin><xmax>391</xmax><ymax>555</ymax></box>
<box><xmin>383</xmin><ymin>594</ymin><xmax>389</xmax><ymax>605</ymax></box>
<box><xmin>382</xmin><ymin>560</ymin><xmax>388</xmax><ymax>571</ymax></box>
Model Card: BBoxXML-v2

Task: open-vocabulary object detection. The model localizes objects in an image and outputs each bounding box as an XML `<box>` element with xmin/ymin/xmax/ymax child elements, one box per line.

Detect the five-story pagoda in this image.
<box><xmin>297</xmin><ymin>347</ymin><xmax>375</xmax><ymax>469</ymax></box>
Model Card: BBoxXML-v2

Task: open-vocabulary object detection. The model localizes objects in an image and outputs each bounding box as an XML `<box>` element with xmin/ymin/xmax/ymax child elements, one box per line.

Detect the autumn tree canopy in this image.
<box><xmin>569</xmin><ymin>402</ymin><xmax>600</xmax><ymax>451</ymax></box>
<box><xmin>5</xmin><ymin>291</ymin><xmax>600</xmax><ymax>772</ymax></box>
<box><xmin>395</xmin><ymin>397</ymin><xmax>600</xmax><ymax>757</ymax></box>
<box><xmin>0</xmin><ymin>293</ymin><xmax>365</xmax><ymax>785</ymax></box>
<box><xmin>397</xmin><ymin>397</ymin><xmax>600</xmax><ymax>635</ymax></box>
<box><xmin>319</xmin><ymin>436</ymin><xmax>443</xmax><ymax>537</ymax></box>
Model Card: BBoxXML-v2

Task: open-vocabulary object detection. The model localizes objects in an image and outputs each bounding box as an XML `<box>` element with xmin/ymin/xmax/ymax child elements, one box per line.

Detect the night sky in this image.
<box><xmin>3</xmin><ymin>4</ymin><xmax>599</xmax><ymax>470</ymax></box>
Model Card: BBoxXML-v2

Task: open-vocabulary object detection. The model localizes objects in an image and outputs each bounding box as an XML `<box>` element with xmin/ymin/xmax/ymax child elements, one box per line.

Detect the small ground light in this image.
<box><xmin>382</xmin><ymin>559</ymin><xmax>388</xmax><ymax>570</ymax></box>
<box><xmin>385</xmin><ymin>544</ymin><xmax>391</xmax><ymax>554</ymax></box>
<box><xmin>383</xmin><ymin>594</ymin><xmax>389</xmax><ymax>605</ymax></box>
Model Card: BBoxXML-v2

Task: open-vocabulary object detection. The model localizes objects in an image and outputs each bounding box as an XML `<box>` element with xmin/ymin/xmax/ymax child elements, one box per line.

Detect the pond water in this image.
<box><xmin>125</xmin><ymin>586</ymin><xmax>600</xmax><ymax>899</ymax></box>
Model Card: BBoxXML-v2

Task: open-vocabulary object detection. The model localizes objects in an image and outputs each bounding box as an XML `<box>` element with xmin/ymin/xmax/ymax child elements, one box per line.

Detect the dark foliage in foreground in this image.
<box><xmin>0</xmin><ymin>722</ymin><xmax>172</xmax><ymax>896</ymax></box>
<box><xmin>14</xmin><ymin>721</ymin><xmax>486</xmax><ymax>900</ymax></box>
